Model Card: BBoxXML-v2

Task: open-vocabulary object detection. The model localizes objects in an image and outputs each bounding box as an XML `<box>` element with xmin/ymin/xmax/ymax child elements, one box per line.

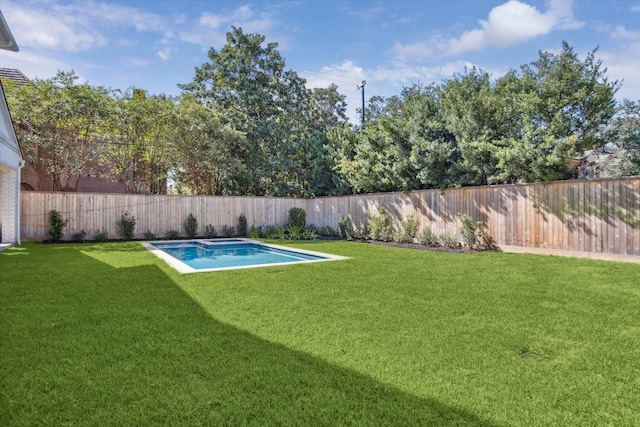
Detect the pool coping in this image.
<box><xmin>142</xmin><ymin>238</ymin><xmax>349</xmax><ymax>274</ymax></box>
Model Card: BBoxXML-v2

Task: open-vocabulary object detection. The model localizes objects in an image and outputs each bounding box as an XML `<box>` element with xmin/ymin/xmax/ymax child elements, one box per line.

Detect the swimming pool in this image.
<box><xmin>144</xmin><ymin>239</ymin><xmax>347</xmax><ymax>273</ymax></box>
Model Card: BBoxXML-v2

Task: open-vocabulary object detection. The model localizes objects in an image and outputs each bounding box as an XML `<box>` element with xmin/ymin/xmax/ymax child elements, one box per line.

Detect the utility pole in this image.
<box><xmin>356</xmin><ymin>80</ymin><xmax>366</xmax><ymax>127</ymax></box>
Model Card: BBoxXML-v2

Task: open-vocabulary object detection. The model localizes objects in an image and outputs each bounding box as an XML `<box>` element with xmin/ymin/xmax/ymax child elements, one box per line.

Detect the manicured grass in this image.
<box><xmin>1</xmin><ymin>241</ymin><xmax>639</xmax><ymax>426</ymax></box>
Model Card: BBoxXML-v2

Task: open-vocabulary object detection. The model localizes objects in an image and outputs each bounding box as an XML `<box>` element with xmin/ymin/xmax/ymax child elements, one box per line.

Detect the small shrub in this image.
<box><xmin>318</xmin><ymin>225</ymin><xmax>339</xmax><ymax>236</ymax></box>
<box><xmin>368</xmin><ymin>208</ymin><xmax>393</xmax><ymax>242</ymax></box>
<box><xmin>395</xmin><ymin>213</ymin><xmax>419</xmax><ymax>243</ymax></box>
<box><xmin>71</xmin><ymin>230</ymin><xmax>86</xmax><ymax>241</ymax></box>
<box><xmin>204</xmin><ymin>224</ymin><xmax>217</xmax><ymax>238</ymax></box>
<box><xmin>143</xmin><ymin>230</ymin><xmax>156</xmax><ymax>240</ymax></box>
<box><xmin>419</xmin><ymin>228</ymin><xmax>440</xmax><ymax>247</ymax></box>
<box><xmin>352</xmin><ymin>224</ymin><xmax>369</xmax><ymax>240</ymax></box>
<box><xmin>439</xmin><ymin>233</ymin><xmax>460</xmax><ymax>248</ymax></box>
<box><xmin>222</xmin><ymin>225</ymin><xmax>234</xmax><ymax>237</ymax></box>
<box><xmin>238</xmin><ymin>213</ymin><xmax>248</xmax><ymax>237</ymax></box>
<box><xmin>184</xmin><ymin>213</ymin><xmax>198</xmax><ymax>238</ymax></box>
<box><xmin>248</xmin><ymin>226</ymin><xmax>260</xmax><ymax>239</ymax></box>
<box><xmin>458</xmin><ymin>213</ymin><xmax>484</xmax><ymax>249</ymax></box>
<box><xmin>302</xmin><ymin>229</ymin><xmax>318</xmax><ymax>240</ymax></box>
<box><xmin>165</xmin><ymin>229</ymin><xmax>180</xmax><ymax>240</ymax></box>
<box><xmin>264</xmin><ymin>225</ymin><xmax>278</xmax><ymax>239</ymax></box>
<box><xmin>338</xmin><ymin>216</ymin><xmax>353</xmax><ymax>239</ymax></box>
<box><xmin>276</xmin><ymin>225</ymin><xmax>287</xmax><ymax>240</ymax></box>
<box><xmin>117</xmin><ymin>211</ymin><xmax>136</xmax><ymax>240</ymax></box>
<box><xmin>48</xmin><ymin>210</ymin><xmax>67</xmax><ymax>242</ymax></box>
<box><xmin>93</xmin><ymin>229</ymin><xmax>108</xmax><ymax>242</ymax></box>
<box><xmin>288</xmin><ymin>207</ymin><xmax>306</xmax><ymax>228</ymax></box>
<box><xmin>286</xmin><ymin>224</ymin><xmax>304</xmax><ymax>240</ymax></box>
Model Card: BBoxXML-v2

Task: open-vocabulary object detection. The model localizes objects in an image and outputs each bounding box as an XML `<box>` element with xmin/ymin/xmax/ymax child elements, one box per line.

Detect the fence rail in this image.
<box><xmin>20</xmin><ymin>176</ymin><xmax>640</xmax><ymax>257</ymax></box>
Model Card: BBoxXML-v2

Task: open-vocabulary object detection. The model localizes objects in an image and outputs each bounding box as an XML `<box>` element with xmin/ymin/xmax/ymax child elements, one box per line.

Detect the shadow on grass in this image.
<box><xmin>1</xmin><ymin>244</ymin><xmax>497</xmax><ymax>426</ymax></box>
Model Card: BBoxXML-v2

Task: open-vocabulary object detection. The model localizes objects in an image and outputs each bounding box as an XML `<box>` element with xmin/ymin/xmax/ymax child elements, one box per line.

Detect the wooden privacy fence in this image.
<box><xmin>20</xmin><ymin>176</ymin><xmax>640</xmax><ymax>258</ymax></box>
<box><xmin>20</xmin><ymin>193</ymin><xmax>304</xmax><ymax>242</ymax></box>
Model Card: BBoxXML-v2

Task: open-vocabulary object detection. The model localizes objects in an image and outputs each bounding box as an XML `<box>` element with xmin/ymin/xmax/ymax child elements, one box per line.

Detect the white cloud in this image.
<box><xmin>181</xmin><ymin>5</ymin><xmax>276</xmax><ymax>49</ymax></box>
<box><xmin>390</xmin><ymin>42</ymin><xmax>434</xmax><ymax>62</ymax></box>
<box><xmin>199</xmin><ymin>5</ymin><xmax>263</xmax><ymax>30</ymax></box>
<box><xmin>447</xmin><ymin>0</ymin><xmax>582</xmax><ymax>55</ymax></box>
<box><xmin>598</xmin><ymin>45</ymin><xmax>640</xmax><ymax>101</ymax></box>
<box><xmin>5</xmin><ymin>3</ymin><xmax>107</xmax><ymax>52</ymax></box>
<box><xmin>2</xmin><ymin>0</ymin><xmax>166</xmax><ymax>52</ymax></box>
<box><xmin>157</xmin><ymin>48</ymin><xmax>172</xmax><ymax>61</ymax></box>
<box><xmin>631</xmin><ymin>4</ymin><xmax>640</xmax><ymax>13</ymax></box>
<box><xmin>371</xmin><ymin>61</ymin><xmax>475</xmax><ymax>86</ymax></box>
<box><xmin>126</xmin><ymin>57</ymin><xmax>153</xmax><ymax>67</ymax></box>
<box><xmin>611</xmin><ymin>25</ymin><xmax>640</xmax><ymax>39</ymax></box>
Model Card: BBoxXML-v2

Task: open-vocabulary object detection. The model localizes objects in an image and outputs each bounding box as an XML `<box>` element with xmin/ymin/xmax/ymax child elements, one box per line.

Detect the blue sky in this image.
<box><xmin>1</xmin><ymin>0</ymin><xmax>639</xmax><ymax>121</ymax></box>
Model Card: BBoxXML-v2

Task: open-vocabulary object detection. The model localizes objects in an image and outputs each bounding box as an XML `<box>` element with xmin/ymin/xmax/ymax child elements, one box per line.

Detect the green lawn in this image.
<box><xmin>1</xmin><ymin>241</ymin><xmax>639</xmax><ymax>426</ymax></box>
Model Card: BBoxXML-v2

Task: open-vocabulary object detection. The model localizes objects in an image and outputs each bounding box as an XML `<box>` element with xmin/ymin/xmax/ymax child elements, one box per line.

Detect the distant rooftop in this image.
<box><xmin>0</xmin><ymin>68</ymin><xmax>29</xmax><ymax>86</ymax></box>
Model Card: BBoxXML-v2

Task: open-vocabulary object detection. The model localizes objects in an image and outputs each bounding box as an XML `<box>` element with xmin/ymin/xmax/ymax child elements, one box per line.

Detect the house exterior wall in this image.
<box><xmin>0</xmin><ymin>12</ymin><xmax>21</xmax><ymax>244</ymax></box>
<box><xmin>0</xmin><ymin>165</ymin><xmax>19</xmax><ymax>243</ymax></box>
<box><xmin>0</xmin><ymin>82</ymin><xmax>23</xmax><ymax>244</ymax></box>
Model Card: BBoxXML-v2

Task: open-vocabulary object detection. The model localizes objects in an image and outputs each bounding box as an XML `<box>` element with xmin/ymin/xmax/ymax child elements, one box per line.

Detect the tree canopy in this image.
<box><xmin>4</xmin><ymin>34</ymin><xmax>638</xmax><ymax>197</ymax></box>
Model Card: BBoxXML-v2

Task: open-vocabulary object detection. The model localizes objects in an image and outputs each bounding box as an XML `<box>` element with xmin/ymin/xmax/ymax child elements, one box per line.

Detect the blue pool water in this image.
<box><xmin>146</xmin><ymin>239</ymin><xmax>343</xmax><ymax>273</ymax></box>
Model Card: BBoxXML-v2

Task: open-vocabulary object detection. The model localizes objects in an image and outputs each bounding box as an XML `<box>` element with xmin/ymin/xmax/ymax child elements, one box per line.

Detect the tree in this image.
<box><xmin>494</xmin><ymin>42</ymin><xmax>619</xmax><ymax>183</ymax></box>
<box><xmin>170</xmin><ymin>96</ymin><xmax>247</xmax><ymax>195</ymax></box>
<box><xmin>440</xmin><ymin>68</ymin><xmax>505</xmax><ymax>185</ymax></box>
<box><xmin>600</xmin><ymin>99</ymin><xmax>640</xmax><ymax>177</ymax></box>
<box><xmin>102</xmin><ymin>89</ymin><xmax>175</xmax><ymax>194</ymax></box>
<box><xmin>5</xmin><ymin>71</ymin><xmax>113</xmax><ymax>191</ymax></box>
<box><xmin>331</xmin><ymin>84</ymin><xmax>457</xmax><ymax>193</ymax></box>
<box><xmin>179</xmin><ymin>27</ymin><xmax>313</xmax><ymax>196</ymax></box>
<box><xmin>300</xmin><ymin>84</ymin><xmax>351</xmax><ymax>196</ymax></box>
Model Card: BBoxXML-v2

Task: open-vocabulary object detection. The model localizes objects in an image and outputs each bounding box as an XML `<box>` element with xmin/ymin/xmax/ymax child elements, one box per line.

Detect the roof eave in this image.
<box><xmin>0</xmin><ymin>11</ymin><xmax>19</xmax><ymax>52</ymax></box>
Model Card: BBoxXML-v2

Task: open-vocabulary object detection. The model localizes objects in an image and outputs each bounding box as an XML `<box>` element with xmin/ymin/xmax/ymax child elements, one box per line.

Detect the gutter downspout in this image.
<box><xmin>15</xmin><ymin>158</ymin><xmax>24</xmax><ymax>245</ymax></box>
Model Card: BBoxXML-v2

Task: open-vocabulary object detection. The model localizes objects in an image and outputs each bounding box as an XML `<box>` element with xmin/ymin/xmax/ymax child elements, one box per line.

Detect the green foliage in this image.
<box><xmin>170</xmin><ymin>96</ymin><xmax>248</xmax><ymax>195</ymax></box>
<box><xmin>7</xmin><ymin>71</ymin><xmax>114</xmax><ymax>192</ymax></box>
<box><xmin>178</xmin><ymin>27</ymin><xmax>349</xmax><ymax>197</ymax></box>
<box><xmin>104</xmin><ymin>89</ymin><xmax>174</xmax><ymax>194</ymax></box>
<box><xmin>117</xmin><ymin>211</ymin><xmax>136</xmax><ymax>240</ymax></box>
<box><xmin>419</xmin><ymin>229</ymin><xmax>440</xmax><ymax>247</ymax></box>
<box><xmin>288</xmin><ymin>207</ymin><xmax>307</xmax><ymax>228</ymax></box>
<box><xmin>222</xmin><ymin>225</ymin><xmax>235</xmax><ymax>237</ymax></box>
<box><xmin>285</xmin><ymin>224</ymin><xmax>304</xmax><ymax>240</ymax></box>
<box><xmin>331</xmin><ymin>42</ymin><xmax>620</xmax><ymax>191</ymax></box>
<box><xmin>238</xmin><ymin>214</ymin><xmax>248</xmax><ymax>237</ymax></box>
<box><xmin>276</xmin><ymin>225</ymin><xmax>287</xmax><ymax>240</ymax></box>
<box><xmin>395</xmin><ymin>214</ymin><xmax>419</xmax><ymax>243</ymax></box>
<box><xmin>264</xmin><ymin>225</ymin><xmax>278</xmax><ymax>239</ymax></box>
<box><xmin>71</xmin><ymin>230</ymin><xmax>86</xmax><ymax>241</ymax></box>
<box><xmin>352</xmin><ymin>224</ymin><xmax>369</xmax><ymax>240</ymax></box>
<box><xmin>5</xmin><ymin>38</ymin><xmax>627</xmax><ymax>197</ymax></box>
<box><xmin>248</xmin><ymin>226</ymin><xmax>260</xmax><ymax>239</ymax></box>
<box><xmin>165</xmin><ymin>229</ymin><xmax>180</xmax><ymax>240</ymax></box>
<box><xmin>302</xmin><ymin>229</ymin><xmax>318</xmax><ymax>240</ymax></box>
<box><xmin>368</xmin><ymin>208</ymin><xmax>393</xmax><ymax>242</ymax></box>
<box><xmin>458</xmin><ymin>213</ymin><xmax>484</xmax><ymax>249</ymax></box>
<box><xmin>439</xmin><ymin>233</ymin><xmax>459</xmax><ymax>248</ymax></box>
<box><xmin>93</xmin><ymin>229</ymin><xmax>108</xmax><ymax>242</ymax></box>
<box><xmin>143</xmin><ymin>230</ymin><xmax>156</xmax><ymax>240</ymax></box>
<box><xmin>183</xmin><ymin>213</ymin><xmax>199</xmax><ymax>239</ymax></box>
<box><xmin>338</xmin><ymin>216</ymin><xmax>353</xmax><ymax>240</ymax></box>
<box><xmin>204</xmin><ymin>225</ymin><xmax>217</xmax><ymax>238</ymax></box>
<box><xmin>47</xmin><ymin>210</ymin><xmax>67</xmax><ymax>242</ymax></box>
<box><xmin>317</xmin><ymin>225</ymin><xmax>340</xmax><ymax>236</ymax></box>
